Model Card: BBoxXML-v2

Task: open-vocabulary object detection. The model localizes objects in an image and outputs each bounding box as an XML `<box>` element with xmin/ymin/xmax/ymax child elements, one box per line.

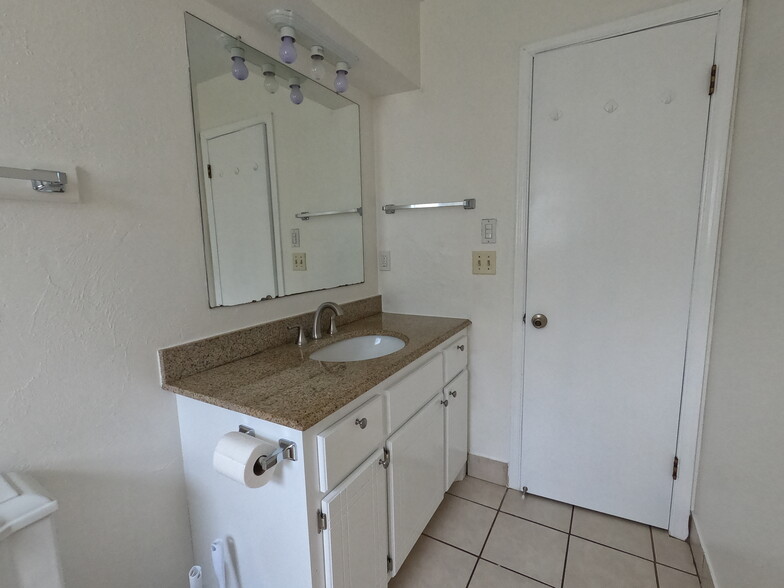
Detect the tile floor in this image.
<box><xmin>389</xmin><ymin>476</ymin><xmax>701</xmax><ymax>588</ymax></box>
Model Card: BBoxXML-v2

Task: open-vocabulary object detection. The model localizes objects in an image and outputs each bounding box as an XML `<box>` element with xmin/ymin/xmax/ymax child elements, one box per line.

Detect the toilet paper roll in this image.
<box><xmin>213</xmin><ymin>432</ymin><xmax>278</xmax><ymax>488</ymax></box>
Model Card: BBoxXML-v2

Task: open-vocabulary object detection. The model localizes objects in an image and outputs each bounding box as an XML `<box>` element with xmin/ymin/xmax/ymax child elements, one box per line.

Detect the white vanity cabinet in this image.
<box><xmin>444</xmin><ymin>368</ymin><xmax>469</xmax><ymax>491</ymax></box>
<box><xmin>176</xmin><ymin>329</ymin><xmax>468</xmax><ymax>588</ymax></box>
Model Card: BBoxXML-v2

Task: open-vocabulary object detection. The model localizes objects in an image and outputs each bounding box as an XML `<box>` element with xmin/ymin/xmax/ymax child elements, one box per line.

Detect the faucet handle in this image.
<box><xmin>288</xmin><ymin>325</ymin><xmax>307</xmax><ymax>346</ymax></box>
<box><xmin>329</xmin><ymin>316</ymin><xmax>338</xmax><ymax>336</ymax></box>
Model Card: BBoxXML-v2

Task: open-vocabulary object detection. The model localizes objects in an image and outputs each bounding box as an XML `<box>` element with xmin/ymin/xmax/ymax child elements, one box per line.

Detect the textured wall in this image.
<box><xmin>693</xmin><ymin>1</ymin><xmax>784</xmax><ymax>586</ymax></box>
<box><xmin>0</xmin><ymin>0</ymin><xmax>377</xmax><ymax>587</ymax></box>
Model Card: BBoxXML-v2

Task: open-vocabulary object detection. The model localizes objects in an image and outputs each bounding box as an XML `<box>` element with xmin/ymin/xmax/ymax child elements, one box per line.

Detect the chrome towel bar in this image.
<box><xmin>0</xmin><ymin>166</ymin><xmax>68</xmax><ymax>193</ymax></box>
<box><xmin>382</xmin><ymin>199</ymin><xmax>476</xmax><ymax>214</ymax></box>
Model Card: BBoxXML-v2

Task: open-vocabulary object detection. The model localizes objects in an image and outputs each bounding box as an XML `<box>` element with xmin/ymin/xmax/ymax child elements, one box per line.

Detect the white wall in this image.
<box><xmin>375</xmin><ymin>0</ymin><xmax>684</xmax><ymax>464</ymax></box>
<box><xmin>0</xmin><ymin>1</ymin><xmax>377</xmax><ymax>587</ymax></box>
<box><xmin>693</xmin><ymin>1</ymin><xmax>784</xmax><ymax>587</ymax></box>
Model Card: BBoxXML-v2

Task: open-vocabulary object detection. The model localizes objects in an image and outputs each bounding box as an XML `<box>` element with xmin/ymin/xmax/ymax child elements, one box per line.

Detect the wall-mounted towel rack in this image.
<box><xmin>0</xmin><ymin>166</ymin><xmax>68</xmax><ymax>193</ymax></box>
<box><xmin>382</xmin><ymin>199</ymin><xmax>476</xmax><ymax>214</ymax></box>
<box><xmin>295</xmin><ymin>207</ymin><xmax>362</xmax><ymax>221</ymax></box>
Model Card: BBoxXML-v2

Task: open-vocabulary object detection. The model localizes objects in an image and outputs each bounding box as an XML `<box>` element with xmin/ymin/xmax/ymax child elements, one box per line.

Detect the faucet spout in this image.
<box><xmin>312</xmin><ymin>302</ymin><xmax>345</xmax><ymax>340</ymax></box>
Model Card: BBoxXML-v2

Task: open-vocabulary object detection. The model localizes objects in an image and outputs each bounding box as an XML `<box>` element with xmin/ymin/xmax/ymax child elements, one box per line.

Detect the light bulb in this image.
<box><xmin>263</xmin><ymin>72</ymin><xmax>279</xmax><ymax>94</ymax></box>
<box><xmin>310</xmin><ymin>46</ymin><xmax>325</xmax><ymax>81</ymax></box>
<box><xmin>289</xmin><ymin>79</ymin><xmax>303</xmax><ymax>104</ymax></box>
<box><xmin>334</xmin><ymin>62</ymin><xmax>349</xmax><ymax>93</ymax></box>
<box><xmin>279</xmin><ymin>26</ymin><xmax>297</xmax><ymax>64</ymax></box>
<box><xmin>230</xmin><ymin>47</ymin><xmax>248</xmax><ymax>81</ymax></box>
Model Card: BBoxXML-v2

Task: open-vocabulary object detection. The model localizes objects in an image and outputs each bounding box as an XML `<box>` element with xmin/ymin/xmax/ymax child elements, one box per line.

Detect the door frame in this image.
<box><xmin>509</xmin><ymin>0</ymin><xmax>744</xmax><ymax>539</ymax></box>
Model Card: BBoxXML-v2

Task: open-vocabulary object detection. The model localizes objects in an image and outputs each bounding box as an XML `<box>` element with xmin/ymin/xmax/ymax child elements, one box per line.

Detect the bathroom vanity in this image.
<box><xmin>161</xmin><ymin>304</ymin><xmax>470</xmax><ymax>587</ymax></box>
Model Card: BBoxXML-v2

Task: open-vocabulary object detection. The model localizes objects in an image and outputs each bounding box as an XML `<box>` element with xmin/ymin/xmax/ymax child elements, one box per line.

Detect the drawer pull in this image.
<box><xmin>457</xmin><ymin>344</ymin><xmax>465</xmax><ymax>351</ymax></box>
<box><xmin>449</xmin><ymin>390</ymin><xmax>457</xmax><ymax>398</ymax></box>
<box><xmin>355</xmin><ymin>417</ymin><xmax>368</xmax><ymax>429</ymax></box>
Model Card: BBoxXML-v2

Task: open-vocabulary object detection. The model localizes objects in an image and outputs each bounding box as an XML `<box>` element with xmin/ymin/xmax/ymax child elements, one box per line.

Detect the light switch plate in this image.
<box><xmin>293</xmin><ymin>252</ymin><xmax>307</xmax><ymax>271</ymax></box>
<box><xmin>481</xmin><ymin>218</ymin><xmax>497</xmax><ymax>244</ymax></box>
<box><xmin>472</xmin><ymin>251</ymin><xmax>496</xmax><ymax>275</ymax></box>
<box><xmin>379</xmin><ymin>250</ymin><xmax>391</xmax><ymax>271</ymax></box>
<box><xmin>291</xmin><ymin>228</ymin><xmax>300</xmax><ymax>247</ymax></box>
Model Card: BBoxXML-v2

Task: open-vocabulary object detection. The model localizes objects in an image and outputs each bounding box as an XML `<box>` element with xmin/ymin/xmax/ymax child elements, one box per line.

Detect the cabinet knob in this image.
<box><xmin>441</xmin><ymin>399</ymin><xmax>449</xmax><ymax>407</ymax></box>
<box><xmin>355</xmin><ymin>417</ymin><xmax>368</xmax><ymax>429</ymax></box>
<box><xmin>457</xmin><ymin>344</ymin><xmax>465</xmax><ymax>351</ymax></box>
<box><xmin>449</xmin><ymin>390</ymin><xmax>457</xmax><ymax>398</ymax></box>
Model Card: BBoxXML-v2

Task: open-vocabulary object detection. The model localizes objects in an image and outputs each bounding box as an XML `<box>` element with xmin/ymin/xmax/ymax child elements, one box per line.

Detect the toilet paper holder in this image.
<box><xmin>239</xmin><ymin>426</ymin><xmax>297</xmax><ymax>472</ymax></box>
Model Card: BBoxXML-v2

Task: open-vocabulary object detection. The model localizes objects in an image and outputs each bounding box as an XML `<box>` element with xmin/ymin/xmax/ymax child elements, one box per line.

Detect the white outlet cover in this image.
<box><xmin>379</xmin><ymin>250</ymin><xmax>391</xmax><ymax>271</ymax></box>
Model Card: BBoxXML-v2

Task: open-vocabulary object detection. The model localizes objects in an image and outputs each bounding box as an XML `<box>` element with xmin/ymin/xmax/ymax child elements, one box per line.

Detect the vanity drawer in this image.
<box><xmin>443</xmin><ymin>335</ymin><xmax>468</xmax><ymax>383</ymax></box>
<box><xmin>386</xmin><ymin>354</ymin><xmax>444</xmax><ymax>433</ymax></box>
<box><xmin>317</xmin><ymin>396</ymin><xmax>384</xmax><ymax>492</ymax></box>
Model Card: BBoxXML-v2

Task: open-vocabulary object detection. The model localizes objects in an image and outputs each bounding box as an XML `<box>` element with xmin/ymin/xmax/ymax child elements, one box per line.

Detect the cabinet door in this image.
<box><xmin>387</xmin><ymin>394</ymin><xmax>445</xmax><ymax>576</ymax></box>
<box><xmin>322</xmin><ymin>449</ymin><xmax>388</xmax><ymax>588</ymax></box>
<box><xmin>444</xmin><ymin>369</ymin><xmax>469</xmax><ymax>490</ymax></box>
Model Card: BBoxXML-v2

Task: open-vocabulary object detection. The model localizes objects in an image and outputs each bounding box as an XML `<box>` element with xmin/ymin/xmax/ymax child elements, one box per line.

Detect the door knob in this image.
<box><xmin>531</xmin><ymin>314</ymin><xmax>548</xmax><ymax>329</ymax></box>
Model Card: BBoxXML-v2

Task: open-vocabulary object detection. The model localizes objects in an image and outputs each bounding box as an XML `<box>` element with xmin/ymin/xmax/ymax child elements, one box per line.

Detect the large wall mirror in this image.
<box><xmin>185</xmin><ymin>14</ymin><xmax>364</xmax><ymax>307</ymax></box>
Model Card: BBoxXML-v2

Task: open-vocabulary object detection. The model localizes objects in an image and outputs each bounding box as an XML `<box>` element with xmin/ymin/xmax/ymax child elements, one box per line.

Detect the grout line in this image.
<box><xmin>560</xmin><ymin>507</ymin><xmax>574</xmax><ymax>588</ymax></box>
<box><xmin>481</xmin><ymin>559</ymin><xmax>555</xmax><ymax>587</ymax></box>
<box><xmin>569</xmin><ymin>534</ymin><xmax>656</xmax><ymax>563</ymax></box>
<box><xmin>421</xmin><ymin>534</ymin><xmax>482</xmax><ymax>559</ymax></box>
<box><xmin>657</xmin><ymin>561</ymin><xmax>700</xmax><ymax>576</ymax></box>
<box><xmin>446</xmin><ymin>490</ymin><xmax>504</xmax><ymax>511</ymax></box>
<box><xmin>651</xmin><ymin>527</ymin><xmax>661</xmax><ymax>588</ymax></box>
<box><xmin>498</xmin><ymin>509</ymin><xmax>571</xmax><ymax>535</ymax></box>
<box><xmin>465</xmin><ymin>487</ymin><xmax>507</xmax><ymax>587</ymax></box>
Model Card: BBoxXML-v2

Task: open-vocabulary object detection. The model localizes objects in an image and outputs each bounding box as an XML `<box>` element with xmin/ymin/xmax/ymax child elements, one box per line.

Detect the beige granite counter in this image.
<box><xmin>162</xmin><ymin>312</ymin><xmax>470</xmax><ymax>430</ymax></box>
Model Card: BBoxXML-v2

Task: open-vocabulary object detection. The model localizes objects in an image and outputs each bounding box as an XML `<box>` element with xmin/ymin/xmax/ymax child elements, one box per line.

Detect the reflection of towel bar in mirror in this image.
<box><xmin>295</xmin><ymin>207</ymin><xmax>363</xmax><ymax>221</ymax></box>
<box><xmin>0</xmin><ymin>166</ymin><xmax>68</xmax><ymax>193</ymax></box>
<box><xmin>382</xmin><ymin>199</ymin><xmax>476</xmax><ymax>214</ymax></box>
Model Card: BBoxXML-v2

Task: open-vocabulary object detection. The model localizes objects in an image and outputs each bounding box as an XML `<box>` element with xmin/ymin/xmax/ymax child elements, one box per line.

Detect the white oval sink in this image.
<box><xmin>310</xmin><ymin>335</ymin><xmax>406</xmax><ymax>362</ymax></box>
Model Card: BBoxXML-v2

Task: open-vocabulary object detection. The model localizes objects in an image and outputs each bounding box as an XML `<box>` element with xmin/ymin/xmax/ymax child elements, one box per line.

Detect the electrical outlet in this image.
<box><xmin>293</xmin><ymin>252</ymin><xmax>307</xmax><ymax>271</ymax></box>
<box><xmin>472</xmin><ymin>251</ymin><xmax>496</xmax><ymax>275</ymax></box>
<box><xmin>379</xmin><ymin>250</ymin><xmax>391</xmax><ymax>271</ymax></box>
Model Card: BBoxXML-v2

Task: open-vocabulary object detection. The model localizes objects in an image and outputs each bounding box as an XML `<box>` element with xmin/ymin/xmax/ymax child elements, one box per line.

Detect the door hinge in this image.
<box><xmin>387</xmin><ymin>556</ymin><xmax>393</xmax><ymax>573</ymax></box>
<box><xmin>672</xmin><ymin>456</ymin><xmax>680</xmax><ymax>480</ymax></box>
<box><xmin>709</xmin><ymin>64</ymin><xmax>718</xmax><ymax>96</ymax></box>
<box><xmin>207</xmin><ymin>164</ymin><xmax>212</xmax><ymax>179</ymax></box>
<box><xmin>379</xmin><ymin>447</ymin><xmax>391</xmax><ymax>470</ymax></box>
<box><xmin>317</xmin><ymin>509</ymin><xmax>328</xmax><ymax>533</ymax></box>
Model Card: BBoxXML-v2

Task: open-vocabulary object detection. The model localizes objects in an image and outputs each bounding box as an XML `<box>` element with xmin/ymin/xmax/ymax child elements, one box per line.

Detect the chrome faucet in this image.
<box><xmin>312</xmin><ymin>302</ymin><xmax>345</xmax><ymax>340</ymax></box>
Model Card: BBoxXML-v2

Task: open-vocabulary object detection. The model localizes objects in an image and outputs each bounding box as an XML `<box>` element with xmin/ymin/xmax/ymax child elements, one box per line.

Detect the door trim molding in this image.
<box><xmin>509</xmin><ymin>0</ymin><xmax>744</xmax><ymax>539</ymax></box>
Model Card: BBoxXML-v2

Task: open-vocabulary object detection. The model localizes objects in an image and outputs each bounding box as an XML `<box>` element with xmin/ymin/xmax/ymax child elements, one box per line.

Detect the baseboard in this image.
<box><xmin>467</xmin><ymin>454</ymin><xmax>508</xmax><ymax>487</ymax></box>
<box><xmin>689</xmin><ymin>515</ymin><xmax>717</xmax><ymax>588</ymax></box>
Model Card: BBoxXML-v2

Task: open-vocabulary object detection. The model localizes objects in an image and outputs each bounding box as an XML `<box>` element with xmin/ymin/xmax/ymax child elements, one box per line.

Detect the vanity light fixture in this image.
<box><xmin>334</xmin><ymin>62</ymin><xmax>349</xmax><ymax>93</ymax></box>
<box><xmin>289</xmin><ymin>77</ymin><xmax>304</xmax><ymax>105</ymax></box>
<box><xmin>262</xmin><ymin>64</ymin><xmax>279</xmax><ymax>94</ymax></box>
<box><xmin>230</xmin><ymin>45</ymin><xmax>249</xmax><ymax>81</ymax></box>
<box><xmin>279</xmin><ymin>26</ymin><xmax>297</xmax><ymax>64</ymax></box>
<box><xmin>267</xmin><ymin>9</ymin><xmax>358</xmax><ymax>89</ymax></box>
<box><xmin>310</xmin><ymin>46</ymin><xmax>326</xmax><ymax>81</ymax></box>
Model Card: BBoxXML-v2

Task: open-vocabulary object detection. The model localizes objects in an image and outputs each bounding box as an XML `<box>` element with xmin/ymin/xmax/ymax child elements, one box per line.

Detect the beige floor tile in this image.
<box><xmin>563</xmin><ymin>537</ymin><xmax>657</xmax><ymax>588</ymax></box>
<box><xmin>448</xmin><ymin>476</ymin><xmax>507</xmax><ymax>509</ymax></box>
<box><xmin>469</xmin><ymin>560</ymin><xmax>545</xmax><ymax>588</ymax></box>
<box><xmin>389</xmin><ymin>535</ymin><xmax>477</xmax><ymax>588</ymax></box>
<box><xmin>657</xmin><ymin>564</ymin><xmax>701</xmax><ymax>588</ymax></box>
<box><xmin>652</xmin><ymin>528</ymin><xmax>697</xmax><ymax>574</ymax></box>
<box><xmin>424</xmin><ymin>494</ymin><xmax>497</xmax><ymax>554</ymax></box>
<box><xmin>571</xmin><ymin>508</ymin><xmax>653</xmax><ymax>559</ymax></box>
<box><xmin>482</xmin><ymin>512</ymin><xmax>568</xmax><ymax>586</ymax></box>
<box><xmin>501</xmin><ymin>491</ymin><xmax>573</xmax><ymax>532</ymax></box>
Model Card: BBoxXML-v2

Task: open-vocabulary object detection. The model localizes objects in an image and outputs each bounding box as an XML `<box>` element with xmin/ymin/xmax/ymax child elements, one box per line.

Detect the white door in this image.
<box><xmin>322</xmin><ymin>449</ymin><xmax>388</xmax><ymax>588</ymax></box>
<box><xmin>205</xmin><ymin>123</ymin><xmax>277</xmax><ymax>305</ymax></box>
<box><xmin>444</xmin><ymin>370</ymin><xmax>468</xmax><ymax>490</ymax></box>
<box><xmin>387</xmin><ymin>394</ymin><xmax>445</xmax><ymax>576</ymax></box>
<box><xmin>521</xmin><ymin>16</ymin><xmax>718</xmax><ymax>528</ymax></box>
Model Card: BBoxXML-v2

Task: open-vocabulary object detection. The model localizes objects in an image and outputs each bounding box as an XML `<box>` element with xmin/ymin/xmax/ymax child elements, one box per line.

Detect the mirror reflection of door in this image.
<box><xmin>202</xmin><ymin>121</ymin><xmax>278</xmax><ymax>306</ymax></box>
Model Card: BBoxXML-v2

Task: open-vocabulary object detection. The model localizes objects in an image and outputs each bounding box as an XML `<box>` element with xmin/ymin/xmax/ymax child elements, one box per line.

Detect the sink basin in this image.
<box><xmin>309</xmin><ymin>335</ymin><xmax>406</xmax><ymax>362</ymax></box>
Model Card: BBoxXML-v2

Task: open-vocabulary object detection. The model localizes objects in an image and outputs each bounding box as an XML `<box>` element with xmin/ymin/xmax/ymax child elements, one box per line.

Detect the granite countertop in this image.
<box><xmin>164</xmin><ymin>312</ymin><xmax>471</xmax><ymax>431</ymax></box>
